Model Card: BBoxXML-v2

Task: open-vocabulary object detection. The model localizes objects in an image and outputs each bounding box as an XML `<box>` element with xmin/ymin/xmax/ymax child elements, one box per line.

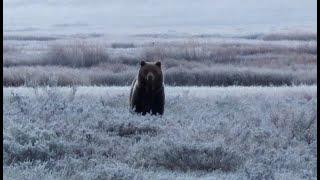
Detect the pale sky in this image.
<box><xmin>4</xmin><ymin>0</ymin><xmax>317</xmax><ymax>33</ymax></box>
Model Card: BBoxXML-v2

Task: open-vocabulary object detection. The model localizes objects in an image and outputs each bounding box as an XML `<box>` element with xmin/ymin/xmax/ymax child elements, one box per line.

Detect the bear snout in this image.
<box><xmin>146</xmin><ymin>72</ymin><xmax>155</xmax><ymax>81</ymax></box>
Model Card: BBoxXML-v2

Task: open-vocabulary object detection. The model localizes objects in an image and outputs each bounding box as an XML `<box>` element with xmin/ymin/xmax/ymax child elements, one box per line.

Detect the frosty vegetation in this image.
<box><xmin>3</xmin><ymin>86</ymin><xmax>317</xmax><ymax>179</ymax></box>
<box><xmin>4</xmin><ymin>1</ymin><xmax>317</xmax><ymax>179</ymax></box>
<box><xmin>3</xmin><ymin>32</ymin><xmax>317</xmax><ymax>87</ymax></box>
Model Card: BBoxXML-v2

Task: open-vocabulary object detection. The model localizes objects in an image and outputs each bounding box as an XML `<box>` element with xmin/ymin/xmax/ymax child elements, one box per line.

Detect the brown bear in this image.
<box><xmin>129</xmin><ymin>60</ymin><xmax>165</xmax><ymax>115</ymax></box>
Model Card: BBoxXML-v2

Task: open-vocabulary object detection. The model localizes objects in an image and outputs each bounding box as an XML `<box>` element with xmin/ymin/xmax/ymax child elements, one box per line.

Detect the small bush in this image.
<box><xmin>116</xmin><ymin>56</ymin><xmax>140</xmax><ymax>66</ymax></box>
<box><xmin>129</xmin><ymin>140</ymin><xmax>243</xmax><ymax>172</ymax></box>
<box><xmin>105</xmin><ymin>123</ymin><xmax>159</xmax><ymax>137</ymax></box>
<box><xmin>45</xmin><ymin>41</ymin><xmax>110</xmax><ymax>67</ymax></box>
<box><xmin>141</xmin><ymin>42</ymin><xmax>317</xmax><ymax>64</ymax></box>
<box><xmin>4</xmin><ymin>35</ymin><xmax>59</xmax><ymax>41</ymax></box>
<box><xmin>111</xmin><ymin>43</ymin><xmax>135</xmax><ymax>49</ymax></box>
<box><xmin>164</xmin><ymin>66</ymin><xmax>317</xmax><ymax>86</ymax></box>
<box><xmin>3</xmin><ymin>66</ymin><xmax>91</xmax><ymax>87</ymax></box>
<box><xmin>262</xmin><ymin>32</ymin><xmax>317</xmax><ymax>41</ymax></box>
<box><xmin>3</xmin><ymin>45</ymin><xmax>18</xmax><ymax>53</ymax></box>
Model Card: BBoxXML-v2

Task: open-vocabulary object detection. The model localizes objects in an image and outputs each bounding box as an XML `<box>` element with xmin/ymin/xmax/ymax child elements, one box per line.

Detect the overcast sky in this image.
<box><xmin>4</xmin><ymin>0</ymin><xmax>317</xmax><ymax>33</ymax></box>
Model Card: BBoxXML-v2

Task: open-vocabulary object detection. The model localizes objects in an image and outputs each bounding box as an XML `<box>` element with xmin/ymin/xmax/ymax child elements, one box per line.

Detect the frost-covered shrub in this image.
<box><xmin>4</xmin><ymin>162</ymin><xmax>60</xmax><ymax>180</ymax></box>
<box><xmin>86</xmin><ymin>165</ymin><xmax>138</xmax><ymax>180</ymax></box>
<box><xmin>3</xmin><ymin>65</ymin><xmax>316</xmax><ymax>87</ymax></box>
<box><xmin>3</xmin><ymin>44</ymin><xmax>18</xmax><ymax>53</ymax></box>
<box><xmin>244</xmin><ymin>162</ymin><xmax>275</xmax><ymax>180</ymax></box>
<box><xmin>111</xmin><ymin>43</ymin><xmax>135</xmax><ymax>49</ymax></box>
<box><xmin>105</xmin><ymin>122</ymin><xmax>159</xmax><ymax>137</ymax></box>
<box><xmin>116</xmin><ymin>56</ymin><xmax>140</xmax><ymax>66</ymax></box>
<box><xmin>45</xmin><ymin>41</ymin><xmax>110</xmax><ymax>67</ymax></box>
<box><xmin>4</xmin><ymin>35</ymin><xmax>59</xmax><ymax>41</ymax></box>
<box><xmin>141</xmin><ymin>42</ymin><xmax>317</xmax><ymax>63</ymax></box>
<box><xmin>129</xmin><ymin>140</ymin><xmax>243</xmax><ymax>172</ymax></box>
<box><xmin>3</xmin><ymin>86</ymin><xmax>317</xmax><ymax>179</ymax></box>
<box><xmin>165</xmin><ymin>66</ymin><xmax>316</xmax><ymax>86</ymax></box>
<box><xmin>3</xmin><ymin>38</ymin><xmax>317</xmax><ymax>87</ymax></box>
<box><xmin>262</xmin><ymin>32</ymin><xmax>317</xmax><ymax>41</ymax></box>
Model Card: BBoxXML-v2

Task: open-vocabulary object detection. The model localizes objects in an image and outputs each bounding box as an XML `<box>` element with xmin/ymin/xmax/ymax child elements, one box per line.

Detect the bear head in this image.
<box><xmin>138</xmin><ymin>61</ymin><xmax>163</xmax><ymax>91</ymax></box>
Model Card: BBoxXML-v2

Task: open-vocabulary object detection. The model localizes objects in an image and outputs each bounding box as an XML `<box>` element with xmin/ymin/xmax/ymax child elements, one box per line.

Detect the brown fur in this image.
<box><xmin>129</xmin><ymin>61</ymin><xmax>165</xmax><ymax>115</ymax></box>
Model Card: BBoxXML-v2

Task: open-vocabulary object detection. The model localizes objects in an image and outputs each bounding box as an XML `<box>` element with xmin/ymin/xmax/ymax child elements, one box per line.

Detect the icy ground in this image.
<box><xmin>3</xmin><ymin>86</ymin><xmax>317</xmax><ymax>179</ymax></box>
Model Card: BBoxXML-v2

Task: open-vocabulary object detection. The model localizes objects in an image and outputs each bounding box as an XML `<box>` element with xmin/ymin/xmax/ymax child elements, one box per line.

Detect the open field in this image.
<box><xmin>3</xmin><ymin>85</ymin><xmax>317</xmax><ymax>179</ymax></box>
<box><xmin>4</xmin><ymin>1</ymin><xmax>317</xmax><ymax>179</ymax></box>
<box><xmin>3</xmin><ymin>31</ymin><xmax>317</xmax><ymax>87</ymax></box>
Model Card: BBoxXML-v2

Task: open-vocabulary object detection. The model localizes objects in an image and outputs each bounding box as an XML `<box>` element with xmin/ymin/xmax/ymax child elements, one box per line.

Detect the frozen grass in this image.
<box><xmin>3</xmin><ymin>39</ymin><xmax>317</xmax><ymax>86</ymax></box>
<box><xmin>44</xmin><ymin>42</ymin><xmax>110</xmax><ymax>67</ymax></box>
<box><xmin>3</xmin><ymin>85</ymin><xmax>317</xmax><ymax>179</ymax></box>
<box><xmin>262</xmin><ymin>32</ymin><xmax>317</xmax><ymax>41</ymax></box>
<box><xmin>141</xmin><ymin>42</ymin><xmax>317</xmax><ymax>62</ymax></box>
<box><xmin>237</xmin><ymin>32</ymin><xmax>317</xmax><ymax>41</ymax></box>
<box><xmin>111</xmin><ymin>42</ymin><xmax>135</xmax><ymax>49</ymax></box>
<box><xmin>4</xmin><ymin>35</ymin><xmax>60</xmax><ymax>41</ymax></box>
<box><xmin>3</xmin><ymin>65</ymin><xmax>317</xmax><ymax>87</ymax></box>
<box><xmin>4</xmin><ymin>39</ymin><xmax>317</xmax><ymax>68</ymax></box>
<box><xmin>3</xmin><ymin>44</ymin><xmax>19</xmax><ymax>53</ymax></box>
<box><xmin>3</xmin><ymin>65</ymin><xmax>135</xmax><ymax>87</ymax></box>
<box><xmin>164</xmin><ymin>66</ymin><xmax>317</xmax><ymax>86</ymax></box>
<box><xmin>5</xmin><ymin>41</ymin><xmax>110</xmax><ymax>68</ymax></box>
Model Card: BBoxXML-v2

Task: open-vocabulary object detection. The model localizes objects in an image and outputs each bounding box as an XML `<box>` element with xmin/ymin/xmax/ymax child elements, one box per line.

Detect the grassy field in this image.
<box><xmin>3</xmin><ymin>32</ymin><xmax>317</xmax><ymax>87</ymax></box>
<box><xmin>3</xmin><ymin>27</ymin><xmax>317</xmax><ymax>180</ymax></box>
<box><xmin>3</xmin><ymin>86</ymin><xmax>317</xmax><ymax>179</ymax></box>
<box><xmin>4</xmin><ymin>1</ymin><xmax>317</xmax><ymax>179</ymax></box>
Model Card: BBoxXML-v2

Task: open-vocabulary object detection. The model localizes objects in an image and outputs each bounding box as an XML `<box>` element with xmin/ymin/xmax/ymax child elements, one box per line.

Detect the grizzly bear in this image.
<box><xmin>129</xmin><ymin>61</ymin><xmax>165</xmax><ymax>115</ymax></box>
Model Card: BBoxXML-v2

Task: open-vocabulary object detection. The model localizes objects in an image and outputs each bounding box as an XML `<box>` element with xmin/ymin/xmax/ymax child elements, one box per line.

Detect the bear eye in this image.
<box><xmin>143</xmin><ymin>70</ymin><xmax>149</xmax><ymax>75</ymax></box>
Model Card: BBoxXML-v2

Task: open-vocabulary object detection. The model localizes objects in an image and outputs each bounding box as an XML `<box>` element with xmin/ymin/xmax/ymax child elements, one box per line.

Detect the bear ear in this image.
<box><xmin>155</xmin><ymin>61</ymin><xmax>161</xmax><ymax>68</ymax></box>
<box><xmin>140</xmin><ymin>61</ymin><xmax>146</xmax><ymax>66</ymax></box>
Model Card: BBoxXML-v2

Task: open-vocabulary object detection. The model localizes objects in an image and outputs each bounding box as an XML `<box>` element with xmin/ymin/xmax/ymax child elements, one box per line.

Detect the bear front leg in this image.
<box><xmin>151</xmin><ymin>89</ymin><xmax>165</xmax><ymax>115</ymax></box>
